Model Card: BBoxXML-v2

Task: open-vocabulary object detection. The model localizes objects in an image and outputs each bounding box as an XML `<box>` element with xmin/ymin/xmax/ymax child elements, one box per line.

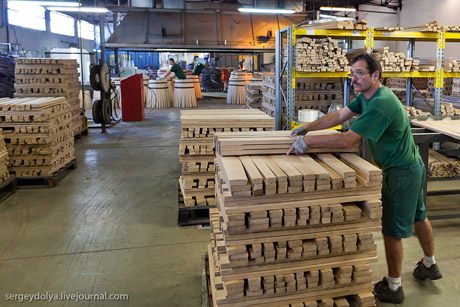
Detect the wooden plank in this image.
<box><xmin>251</xmin><ymin>156</ymin><xmax>277</xmax><ymax>185</ymax></box>
<box><xmin>239</xmin><ymin>156</ymin><xmax>264</xmax><ymax>185</ymax></box>
<box><xmin>339</xmin><ymin>154</ymin><xmax>382</xmax><ymax>177</ymax></box>
<box><xmin>411</xmin><ymin>119</ymin><xmax>460</xmax><ymax>140</ymax></box>
<box><xmin>219</xmin><ymin>156</ymin><xmax>249</xmax><ymax>186</ymax></box>
<box><xmin>315</xmin><ymin>154</ymin><xmax>356</xmax><ymax>178</ymax></box>
<box><xmin>269</xmin><ymin>155</ymin><xmax>303</xmax><ymax>182</ymax></box>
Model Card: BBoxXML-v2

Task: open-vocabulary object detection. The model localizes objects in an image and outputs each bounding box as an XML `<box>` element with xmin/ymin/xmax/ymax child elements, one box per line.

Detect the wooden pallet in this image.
<box><xmin>16</xmin><ymin>158</ymin><xmax>77</xmax><ymax>188</ymax></box>
<box><xmin>178</xmin><ymin>190</ymin><xmax>215</xmax><ymax>226</ymax></box>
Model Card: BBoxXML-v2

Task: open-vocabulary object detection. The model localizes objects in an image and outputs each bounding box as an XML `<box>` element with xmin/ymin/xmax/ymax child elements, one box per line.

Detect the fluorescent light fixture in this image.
<box><xmin>320</xmin><ymin>6</ymin><xmax>356</xmax><ymax>12</ymax></box>
<box><xmin>319</xmin><ymin>14</ymin><xmax>338</xmax><ymax>19</ymax></box>
<box><xmin>238</xmin><ymin>8</ymin><xmax>296</xmax><ymax>14</ymax></box>
<box><xmin>7</xmin><ymin>0</ymin><xmax>80</xmax><ymax>6</ymax></box>
<box><xmin>47</xmin><ymin>7</ymin><xmax>109</xmax><ymax>13</ymax></box>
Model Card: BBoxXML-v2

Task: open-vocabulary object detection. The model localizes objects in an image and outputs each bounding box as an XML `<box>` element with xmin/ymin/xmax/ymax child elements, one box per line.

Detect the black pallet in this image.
<box><xmin>16</xmin><ymin>159</ymin><xmax>77</xmax><ymax>188</ymax></box>
<box><xmin>177</xmin><ymin>191</ymin><xmax>216</xmax><ymax>226</ymax></box>
<box><xmin>0</xmin><ymin>177</ymin><xmax>18</xmax><ymax>203</ymax></box>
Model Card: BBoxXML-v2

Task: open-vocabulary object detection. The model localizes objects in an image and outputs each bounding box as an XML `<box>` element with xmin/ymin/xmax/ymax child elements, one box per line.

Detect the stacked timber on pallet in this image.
<box><xmin>372</xmin><ymin>47</ymin><xmax>419</xmax><ymax>72</ymax></box>
<box><xmin>295</xmin><ymin>78</ymin><xmax>343</xmax><ymax>114</ymax></box>
<box><xmin>262</xmin><ymin>73</ymin><xmax>277</xmax><ymax>118</ymax></box>
<box><xmin>0</xmin><ymin>129</ymin><xmax>10</xmax><ymax>183</ymax></box>
<box><xmin>0</xmin><ymin>55</ymin><xmax>15</xmax><ymax>98</ymax></box>
<box><xmin>0</xmin><ymin>97</ymin><xmax>75</xmax><ymax>177</ymax></box>
<box><xmin>411</xmin><ymin>99</ymin><xmax>460</xmax><ymax>116</ymax></box>
<box><xmin>14</xmin><ymin>58</ymin><xmax>83</xmax><ymax>136</ymax></box>
<box><xmin>403</xmin><ymin>106</ymin><xmax>431</xmax><ymax>116</ymax></box>
<box><xmin>444</xmin><ymin>58</ymin><xmax>460</xmax><ymax>72</ymax></box>
<box><xmin>294</xmin><ymin>38</ymin><xmax>349</xmax><ymax>73</ymax></box>
<box><xmin>427</xmin><ymin>77</ymin><xmax>452</xmax><ymax>99</ymax></box>
<box><xmin>245</xmin><ymin>81</ymin><xmax>263</xmax><ymax>110</ymax></box>
<box><xmin>428</xmin><ymin>149</ymin><xmax>460</xmax><ymax>178</ymax></box>
<box><xmin>209</xmin><ymin>130</ymin><xmax>383</xmax><ymax>306</ymax></box>
<box><xmin>298</xmin><ymin>19</ymin><xmax>368</xmax><ymax>30</ymax></box>
<box><xmin>179</xmin><ymin>110</ymin><xmax>274</xmax><ymax>208</ymax></box>
<box><xmin>401</xmin><ymin>20</ymin><xmax>445</xmax><ymax>32</ymax></box>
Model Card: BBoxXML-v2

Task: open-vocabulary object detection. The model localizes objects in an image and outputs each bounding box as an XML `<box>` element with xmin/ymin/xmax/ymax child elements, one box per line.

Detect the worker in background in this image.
<box><xmin>164</xmin><ymin>58</ymin><xmax>186</xmax><ymax>79</ymax></box>
<box><xmin>192</xmin><ymin>57</ymin><xmax>204</xmax><ymax>76</ymax></box>
<box><xmin>238</xmin><ymin>58</ymin><xmax>245</xmax><ymax>71</ymax></box>
<box><xmin>288</xmin><ymin>53</ymin><xmax>442</xmax><ymax>304</ymax></box>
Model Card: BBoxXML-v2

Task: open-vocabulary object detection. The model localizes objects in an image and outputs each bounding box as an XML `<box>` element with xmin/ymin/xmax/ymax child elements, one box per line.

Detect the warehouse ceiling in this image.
<box><xmin>86</xmin><ymin>0</ymin><xmax>402</xmax><ymax>51</ymax></box>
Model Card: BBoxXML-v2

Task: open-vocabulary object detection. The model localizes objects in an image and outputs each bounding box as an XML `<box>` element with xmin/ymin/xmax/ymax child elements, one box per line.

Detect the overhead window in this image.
<box><xmin>78</xmin><ymin>20</ymin><xmax>95</xmax><ymax>40</ymax></box>
<box><xmin>50</xmin><ymin>11</ymin><xmax>75</xmax><ymax>36</ymax></box>
<box><xmin>7</xmin><ymin>2</ymin><xmax>46</xmax><ymax>31</ymax></box>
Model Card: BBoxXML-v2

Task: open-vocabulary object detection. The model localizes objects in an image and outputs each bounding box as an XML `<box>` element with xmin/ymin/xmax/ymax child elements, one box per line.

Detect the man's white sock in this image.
<box><xmin>423</xmin><ymin>255</ymin><xmax>435</xmax><ymax>268</ymax></box>
<box><xmin>388</xmin><ymin>276</ymin><xmax>401</xmax><ymax>291</ymax></box>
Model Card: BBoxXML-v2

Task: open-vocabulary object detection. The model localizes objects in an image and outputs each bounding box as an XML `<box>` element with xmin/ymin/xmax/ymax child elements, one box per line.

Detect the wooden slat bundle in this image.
<box><xmin>372</xmin><ymin>47</ymin><xmax>419</xmax><ymax>72</ymax></box>
<box><xmin>179</xmin><ymin>109</ymin><xmax>274</xmax><ymax>207</ymax></box>
<box><xmin>0</xmin><ymin>97</ymin><xmax>75</xmax><ymax>177</ymax></box>
<box><xmin>215</xmin><ymin>151</ymin><xmax>382</xmax><ymax>198</ymax></box>
<box><xmin>214</xmin><ymin>130</ymin><xmax>359</xmax><ymax>157</ymax></box>
<box><xmin>0</xmin><ymin>129</ymin><xmax>10</xmax><ymax>183</ymax></box>
<box><xmin>294</xmin><ymin>38</ymin><xmax>349</xmax><ymax>73</ymax></box>
<box><xmin>209</xmin><ymin>149</ymin><xmax>382</xmax><ymax>306</ymax></box>
<box><xmin>428</xmin><ymin>149</ymin><xmax>460</xmax><ymax>178</ymax></box>
<box><xmin>261</xmin><ymin>73</ymin><xmax>276</xmax><ymax>118</ymax></box>
<box><xmin>245</xmin><ymin>81</ymin><xmax>263</xmax><ymax>109</ymax></box>
<box><xmin>14</xmin><ymin>58</ymin><xmax>83</xmax><ymax>136</ymax></box>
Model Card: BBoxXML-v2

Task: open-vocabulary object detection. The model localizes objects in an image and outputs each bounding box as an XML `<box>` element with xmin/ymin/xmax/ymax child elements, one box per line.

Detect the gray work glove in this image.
<box><xmin>290</xmin><ymin>135</ymin><xmax>309</xmax><ymax>154</ymax></box>
<box><xmin>290</xmin><ymin>126</ymin><xmax>307</xmax><ymax>136</ymax></box>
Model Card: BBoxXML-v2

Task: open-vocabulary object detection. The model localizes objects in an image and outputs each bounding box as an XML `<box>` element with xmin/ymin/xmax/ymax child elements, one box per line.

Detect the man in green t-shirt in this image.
<box><xmin>287</xmin><ymin>53</ymin><xmax>442</xmax><ymax>304</ymax></box>
<box><xmin>164</xmin><ymin>58</ymin><xmax>186</xmax><ymax>79</ymax></box>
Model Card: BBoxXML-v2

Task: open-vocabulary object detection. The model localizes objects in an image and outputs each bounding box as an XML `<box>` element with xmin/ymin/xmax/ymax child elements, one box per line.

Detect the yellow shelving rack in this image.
<box><xmin>275</xmin><ymin>25</ymin><xmax>459</xmax><ymax>129</ymax></box>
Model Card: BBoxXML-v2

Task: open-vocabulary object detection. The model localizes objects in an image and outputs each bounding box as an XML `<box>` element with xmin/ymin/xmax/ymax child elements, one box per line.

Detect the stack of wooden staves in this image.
<box><xmin>427</xmin><ymin>77</ymin><xmax>452</xmax><ymax>99</ymax></box>
<box><xmin>372</xmin><ymin>47</ymin><xmax>419</xmax><ymax>72</ymax></box>
<box><xmin>0</xmin><ymin>55</ymin><xmax>15</xmax><ymax>98</ymax></box>
<box><xmin>0</xmin><ymin>129</ymin><xmax>10</xmax><ymax>184</ymax></box>
<box><xmin>295</xmin><ymin>78</ymin><xmax>343</xmax><ymax>114</ymax></box>
<box><xmin>178</xmin><ymin>110</ymin><xmax>274</xmax><ymax>208</ymax></box>
<box><xmin>209</xmin><ymin>130</ymin><xmax>383</xmax><ymax>306</ymax></box>
<box><xmin>452</xmin><ymin>78</ymin><xmax>460</xmax><ymax>97</ymax></box>
<box><xmin>297</xmin><ymin>19</ymin><xmax>368</xmax><ymax>31</ymax></box>
<box><xmin>262</xmin><ymin>73</ymin><xmax>277</xmax><ymax>118</ymax></box>
<box><xmin>0</xmin><ymin>97</ymin><xmax>75</xmax><ymax>177</ymax></box>
<box><xmin>294</xmin><ymin>38</ymin><xmax>349</xmax><ymax>73</ymax></box>
<box><xmin>428</xmin><ymin>149</ymin><xmax>460</xmax><ymax>178</ymax></box>
<box><xmin>14</xmin><ymin>58</ymin><xmax>83</xmax><ymax>136</ymax></box>
<box><xmin>444</xmin><ymin>58</ymin><xmax>460</xmax><ymax>72</ymax></box>
<box><xmin>245</xmin><ymin>81</ymin><xmax>263</xmax><ymax>110</ymax></box>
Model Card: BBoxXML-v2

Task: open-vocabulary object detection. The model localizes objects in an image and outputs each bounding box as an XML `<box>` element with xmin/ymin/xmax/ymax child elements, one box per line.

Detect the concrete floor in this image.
<box><xmin>0</xmin><ymin>99</ymin><xmax>459</xmax><ymax>306</ymax></box>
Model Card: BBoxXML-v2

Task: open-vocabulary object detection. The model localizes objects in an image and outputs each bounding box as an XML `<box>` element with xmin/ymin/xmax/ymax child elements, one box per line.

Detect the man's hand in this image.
<box><xmin>290</xmin><ymin>126</ymin><xmax>307</xmax><ymax>138</ymax></box>
<box><xmin>286</xmin><ymin>136</ymin><xmax>308</xmax><ymax>155</ymax></box>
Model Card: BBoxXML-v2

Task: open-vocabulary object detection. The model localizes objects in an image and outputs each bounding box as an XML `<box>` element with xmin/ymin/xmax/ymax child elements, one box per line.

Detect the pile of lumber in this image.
<box><xmin>413</xmin><ymin>78</ymin><xmax>428</xmax><ymax>91</ymax></box>
<box><xmin>345</xmin><ymin>48</ymin><xmax>371</xmax><ymax>63</ymax></box>
<box><xmin>374</xmin><ymin>26</ymin><xmax>404</xmax><ymax>31</ymax></box>
<box><xmin>0</xmin><ymin>129</ymin><xmax>10</xmax><ymax>183</ymax></box>
<box><xmin>446</xmin><ymin>25</ymin><xmax>460</xmax><ymax>32</ymax></box>
<box><xmin>444</xmin><ymin>58</ymin><xmax>460</xmax><ymax>72</ymax></box>
<box><xmin>0</xmin><ymin>97</ymin><xmax>75</xmax><ymax>177</ymax></box>
<box><xmin>452</xmin><ymin>78</ymin><xmax>460</xmax><ymax>97</ymax></box>
<box><xmin>14</xmin><ymin>58</ymin><xmax>83</xmax><ymax>136</ymax></box>
<box><xmin>294</xmin><ymin>78</ymin><xmax>343</xmax><ymax>114</ymax></box>
<box><xmin>245</xmin><ymin>81</ymin><xmax>263</xmax><ymax>110</ymax></box>
<box><xmin>403</xmin><ymin>105</ymin><xmax>431</xmax><ymax>116</ymax></box>
<box><xmin>415</xmin><ymin>58</ymin><xmax>440</xmax><ymax>72</ymax></box>
<box><xmin>384</xmin><ymin>77</ymin><xmax>406</xmax><ymax>88</ymax></box>
<box><xmin>427</xmin><ymin>77</ymin><xmax>452</xmax><ymax>98</ymax></box>
<box><xmin>0</xmin><ymin>55</ymin><xmax>15</xmax><ymax>98</ymax></box>
<box><xmin>412</xmin><ymin>98</ymin><xmax>460</xmax><ymax>115</ymax></box>
<box><xmin>214</xmin><ymin>130</ymin><xmax>360</xmax><ymax>157</ymax></box>
<box><xmin>209</xmin><ymin>142</ymin><xmax>383</xmax><ymax>306</ymax></box>
<box><xmin>298</xmin><ymin>19</ymin><xmax>368</xmax><ymax>30</ymax></box>
<box><xmin>261</xmin><ymin>73</ymin><xmax>276</xmax><ymax>118</ymax></box>
<box><xmin>294</xmin><ymin>38</ymin><xmax>349</xmax><ymax>73</ymax></box>
<box><xmin>373</xmin><ymin>47</ymin><xmax>418</xmax><ymax>72</ymax></box>
<box><xmin>178</xmin><ymin>109</ymin><xmax>274</xmax><ymax>207</ymax></box>
<box><xmin>401</xmin><ymin>20</ymin><xmax>445</xmax><ymax>32</ymax></box>
<box><xmin>428</xmin><ymin>149</ymin><xmax>460</xmax><ymax>178</ymax></box>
